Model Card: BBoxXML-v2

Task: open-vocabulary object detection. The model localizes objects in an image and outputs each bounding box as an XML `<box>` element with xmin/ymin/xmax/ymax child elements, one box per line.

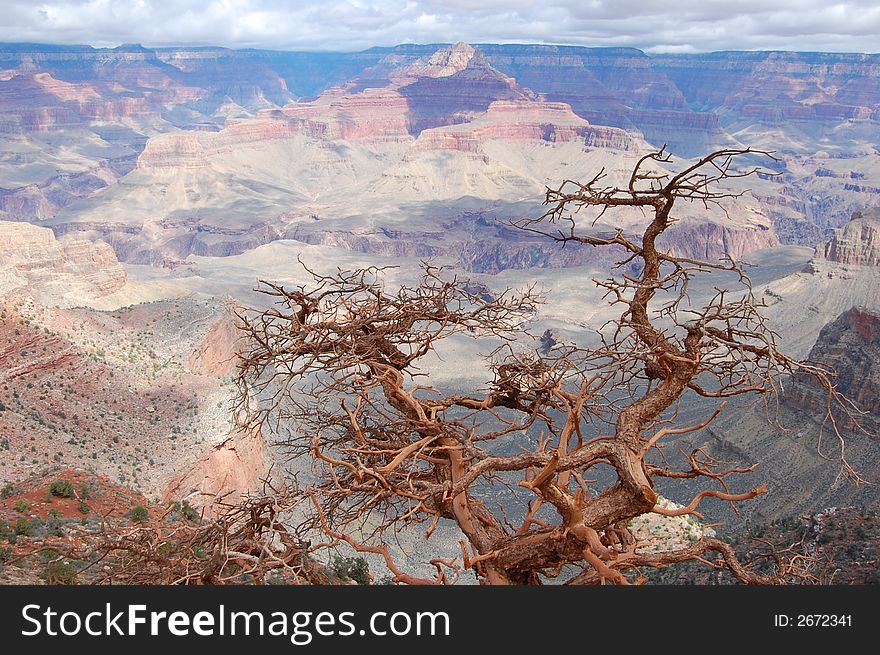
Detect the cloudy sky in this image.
<box><xmin>0</xmin><ymin>0</ymin><xmax>877</xmax><ymax>53</ymax></box>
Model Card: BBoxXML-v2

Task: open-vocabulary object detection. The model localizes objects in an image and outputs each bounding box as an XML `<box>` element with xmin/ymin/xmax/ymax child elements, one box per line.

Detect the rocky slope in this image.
<box><xmin>646</xmin><ymin>506</ymin><xmax>880</xmax><ymax>585</ymax></box>
<box><xmin>0</xmin><ymin>235</ymin><xmax>268</xmax><ymax>512</ymax></box>
<box><xmin>744</xmin><ymin>210</ymin><xmax>880</xmax><ymax>357</ymax></box>
<box><xmin>658</xmin><ymin>303</ymin><xmax>880</xmax><ymax>532</ymax></box>
<box><xmin>786</xmin><ymin>306</ymin><xmax>880</xmax><ymax>433</ymax></box>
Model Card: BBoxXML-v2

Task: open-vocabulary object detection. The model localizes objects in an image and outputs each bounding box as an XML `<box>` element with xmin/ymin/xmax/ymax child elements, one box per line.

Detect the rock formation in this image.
<box><xmin>410</xmin><ymin>100</ymin><xmax>636</xmax><ymax>153</ymax></box>
<box><xmin>820</xmin><ymin>208</ymin><xmax>880</xmax><ymax>266</ymax></box>
<box><xmin>660</xmin><ymin>304</ymin><xmax>880</xmax><ymax>531</ymax></box>
<box><xmin>172</xmin><ymin>305</ymin><xmax>268</xmax><ymax>513</ymax></box>
<box><xmin>188</xmin><ymin>308</ymin><xmax>242</xmax><ymax>377</ymax></box>
<box><xmin>2</xmin><ymin>41</ymin><xmax>879</xmax><ymax>259</ymax></box>
<box><xmin>786</xmin><ymin>306</ymin><xmax>880</xmax><ymax>432</ymax></box>
<box><xmin>0</xmin><ymin>220</ymin><xmax>126</xmax><ymax>304</ymax></box>
<box><xmin>162</xmin><ymin>423</ymin><xmax>268</xmax><ymax>517</ymax></box>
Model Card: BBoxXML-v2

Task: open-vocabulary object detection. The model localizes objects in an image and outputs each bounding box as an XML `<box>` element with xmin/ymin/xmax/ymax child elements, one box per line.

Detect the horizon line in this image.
<box><xmin>0</xmin><ymin>39</ymin><xmax>877</xmax><ymax>58</ymax></box>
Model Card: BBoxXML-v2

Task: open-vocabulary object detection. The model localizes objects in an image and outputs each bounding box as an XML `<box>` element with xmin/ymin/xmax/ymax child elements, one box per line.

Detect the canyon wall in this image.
<box><xmin>821</xmin><ymin>208</ymin><xmax>880</xmax><ymax>266</ymax></box>
<box><xmin>0</xmin><ymin>220</ymin><xmax>127</xmax><ymax>303</ymax></box>
<box><xmin>2</xmin><ymin>41</ymin><xmax>879</xmax><ymax>272</ymax></box>
<box><xmin>786</xmin><ymin>306</ymin><xmax>880</xmax><ymax>432</ymax></box>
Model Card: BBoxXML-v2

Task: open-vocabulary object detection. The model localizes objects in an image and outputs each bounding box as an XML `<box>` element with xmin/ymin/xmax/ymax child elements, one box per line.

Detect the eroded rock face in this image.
<box><xmin>410</xmin><ymin>100</ymin><xmax>637</xmax><ymax>153</ymax></box>
<box><xmin>651</xmin><ymin>50</ymin><xmax>880</xmax><ymax>129</ymax></box>
<box><xmin>662</xmin><ymin>219</ymin><xmax>779</xmax><ymax>263</ymax></box>
<box><xmin>786</xmin><ymin>306</ymin><xmax>880</xmax><ymax>432</ymax></box>
<box><xmin>0</xmin><ymin>71</ymin><xmax>156</xmax><ymax>133</ymax></box>
<box><xmin>162</xmin><ymin>423</ymin><xmax>268</xmax><ymax>517</ymax></box>
<box><xmin>0</xmin><ymin>220</ymin><xmax>126</xmax><ymax>303</ymax></box>
<box><xmin>396</xmin><ymin>44</ymin><xmax>532</xmax><ymax>134</ymax></box>
<box><xmin>821</xmin><ymin>208</ymin><xmax>880</xmax><ymax>266</ymax></box>
<box><xmin>172</xmin><ymin>306</ymin><xmax>269</xmax><ymax>514</ymax></box>
<box><xmin>188</xmin><ymin>308</ymin><xmax>242</xmax><ymax>377</ymax></box>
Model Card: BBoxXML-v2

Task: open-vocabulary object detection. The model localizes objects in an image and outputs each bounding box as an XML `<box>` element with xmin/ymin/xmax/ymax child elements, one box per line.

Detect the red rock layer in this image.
<box><xmin>411</xmin><ymin>100</ymin><xmax>637</xmax><ymax>153</ymax></box>
<box><xmin>786</xmin><ymin>306</ymin><xmax>880</xmax><ymax>431</ymax></box>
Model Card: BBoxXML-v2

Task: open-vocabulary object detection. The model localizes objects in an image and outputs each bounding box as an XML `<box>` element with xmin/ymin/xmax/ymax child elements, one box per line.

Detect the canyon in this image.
<box><xmin>0</xmin><ymin>40</ymin><xmax>879</xmax><ymax>579</ymax></box>
<box><xmin>0</xmin><ymin>41</ymin><xmax>877</xmax><ymax>266</ymax></box>
<box><xmin>0</xmin><ymin>221</ymin><xmax>266</xmax><ymax>512</ymax></box>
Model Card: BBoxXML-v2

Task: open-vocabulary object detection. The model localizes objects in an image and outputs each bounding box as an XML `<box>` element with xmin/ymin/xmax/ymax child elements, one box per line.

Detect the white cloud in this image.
<box><xmin>0</xmin><ymin>0</ymin><xmax>875</xmax><ymax>52</ymax></box>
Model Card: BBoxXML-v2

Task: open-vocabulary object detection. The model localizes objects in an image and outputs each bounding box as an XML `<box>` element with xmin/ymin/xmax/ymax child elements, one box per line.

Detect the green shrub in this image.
<box><xmin>14</xmin><ymin>518</ymin><xmax>32</xmax><ymax>537</ymax></box>
<box><xmin>168</xmin><ymin>500</ymin><xmax>200</xmax><ymax>523</ymax></box>
<box><xmin>330</xmin><ymin>555</ymin><xmax>370</xmax><ymax>585</ymax></box>
<box><xmin>0</xmin><ymin>545</ymin><xmax>11</xmax><ymax>563</ymax></box>
<box><xmin>77</xmin><ymin>502</ymin><xmax>90</xmax><ymax>515</ymax></box>
<box><xmin>39</xmin><ymin>548</ymin><xmax>60</xmax><ymax>561</ymax></box>
<box><xmin>12</xmin><ymin>498</ymin><xmax>29</xmax><ymax>513</ymax></box>
<box><xmin>46</xmin><ymin>516</ymin><xmax>65</xmax><ymax>537</ymax></box>
<box><xmin>45</xmin><ymin>560</ymin><xmax>77</xmax><ymax>585</ymax></box>
<box><xmin>49</xmin><ymin>479</ymin><xmax>75</xmax><ymax>498</ymax></box>
<box><xmin>126</xmin><ymin>505</ymin><xmax>149</xmax><ymax>523</ymax></box>
<box><xmin>0</xmin><ymin>483</ymin><xmax>15</xmax><ymax>499</ymax></box>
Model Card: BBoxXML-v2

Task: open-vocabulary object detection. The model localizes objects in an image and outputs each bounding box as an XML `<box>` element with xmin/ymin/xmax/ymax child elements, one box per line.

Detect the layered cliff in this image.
<box><xmin>3</xmin><ymin>41</ymin><xmax>880</xmax><ymax>269</ymax></box>
<box><xmin>395</xmin><ymin>43</ymin><xmax>533</xmax><ymax>134</ymax></box>
<box><xmin>3</xmin><ymin>41</ymin><xmax>877</xmax><ymax>146</ymax></box>
<box><xmin>652</xmin><ymin>50</ymin><xmax>880</xmax><ymax>127</ymax></box>
<box><xmin>0</xmin><ymin>220</ymin><xmax>126</xmax><ymax>303</ymax></box>
<box><xmin>820</xmin><ymin>208</ymin><xmax>880</xmax><ymax>266</ymax></box>
<box><xmin>410</xmin><ymin>100</ymin><xmax>636</xmax><ymax>153</ymax></box>
<box><xmin>786</xmin><ymin>306</ymin><xmax>880</xmax><ymax>432</ymax></box>
<box><xmin>666</xmin><ymin>304</ymin><xmax>880</xmax><ymax>530</ymax></box>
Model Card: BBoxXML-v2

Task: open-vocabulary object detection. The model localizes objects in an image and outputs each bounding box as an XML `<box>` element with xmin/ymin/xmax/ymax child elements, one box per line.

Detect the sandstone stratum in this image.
<box><xmin>0</xmin><ymin>220</ymin><xmax>126</xmax><ymax>305</ymax></box>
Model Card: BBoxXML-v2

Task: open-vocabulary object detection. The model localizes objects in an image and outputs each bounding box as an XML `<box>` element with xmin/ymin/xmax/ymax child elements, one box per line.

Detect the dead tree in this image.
<box><xmin>234</xmin><ymin>147</ymin><xmax>860</xmax><ymax>585</ymax></box>
<box><xmin>18</xmin><ymin>484</ymin><xmax>323</xmax><ymax>585</ymax></box>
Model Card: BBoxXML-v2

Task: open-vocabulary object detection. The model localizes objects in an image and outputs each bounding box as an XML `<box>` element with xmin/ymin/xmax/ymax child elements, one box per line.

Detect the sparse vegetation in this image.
<box><xmin>126</xmin><ymin>505</ymin><xmax>149</xmax><ymax>523</ymax></box>
<box><xmin>14</xmin><ymin>517</ymin><xmax>33</xmax><ymax>537</ymax></box>
<box><xmin>49</xmin><ymin>479</ymin><xmax>75</xmax><ymax>498</ymax></box>
<box><xmin>168</xmin><ymin>500</ymin><xmax>200</xmax><ymax>523</ymax></box>
<box><xmin>330</xmin><ymin>555</ymin><xmax>371</xmax><ymax>585</ymax></box>
<box><xmin>45</xmin><ymin>559</ymin><xmax>77</xmax><ymax>585</ymax></box>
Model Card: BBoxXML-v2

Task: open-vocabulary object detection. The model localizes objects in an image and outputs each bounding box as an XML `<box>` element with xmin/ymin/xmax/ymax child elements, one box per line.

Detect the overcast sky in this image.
<box><xmin>0</xmin><ymin>0</ymin><xmax>877</xmax><ymax>53</ymax></box>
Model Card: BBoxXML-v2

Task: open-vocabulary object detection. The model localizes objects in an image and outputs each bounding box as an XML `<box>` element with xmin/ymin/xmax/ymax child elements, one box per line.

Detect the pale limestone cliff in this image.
<box><xmin>0</xmin><ymin>220</ymin><xmax>127</xmax><ymax>303</ymax></box>
<box><xmin>821</xmin><ymin>208</ymin><xmax>880</xmax><ymax>266</ymax></box>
